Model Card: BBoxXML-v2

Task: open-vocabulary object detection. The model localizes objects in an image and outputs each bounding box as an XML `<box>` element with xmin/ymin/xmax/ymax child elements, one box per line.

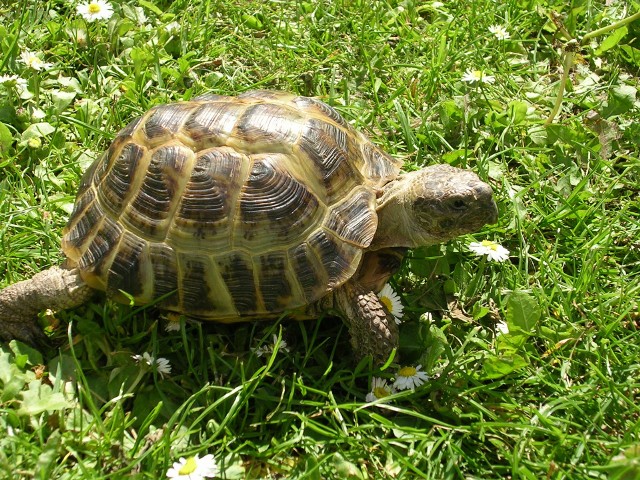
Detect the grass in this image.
<box><xmin>1</xmin><ymin>0</ymin><xmax>639</xmax><ymax>478</ymax></box>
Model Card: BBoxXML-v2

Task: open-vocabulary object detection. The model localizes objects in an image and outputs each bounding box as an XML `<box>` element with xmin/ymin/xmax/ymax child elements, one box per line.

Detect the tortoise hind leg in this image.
<box><xmin>0</xmin><ymin>265</ymin><xmax>95</xmax><ymax>346</ymax></box>
<box><xmin>333</xmin><ymin>280</ymin><xmax>399</xmax><ymax>366</ymax></box>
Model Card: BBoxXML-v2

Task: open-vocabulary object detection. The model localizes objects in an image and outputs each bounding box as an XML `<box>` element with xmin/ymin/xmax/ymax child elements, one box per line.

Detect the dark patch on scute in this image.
<box><xmin>149</xmin><ymin>243</ymin><xmax>179</xmax><ymax>308</ymax></box>
<box><xmin>179</xmin><ymin>255</ymin><xmax>216</xmax><ymax>314</ymax></box>
<box><xmin>290</xmin><ymin>243</ymin><xmax>325</xmax><ymax>302</ymax></box>
<box><xmin>106</xmin><ymin>232</ymin><xmax>147</xmax><ymax>298</ymax></box>
<box><xmin>117</xmin><ymin>115</ymin><xmax>144</xmax><ymax>139</ymax></box>
<box><xmin>258</xmin><ymin>252</ymin><xmax>292</xmax><ymax>311</ymax></box>
<box><xmin>218</xmin><ymin>253</ymin><xmax>257</xmax><ymax>314</ymax></box>
<box><xmin>76</xmin><ymin>154</ymin><xmax>102</xmax><ymax>197</ymax></box>
<box><xmin>64</xmin><ymin>188</ymin><xmax>97</xmax><ymax>246</ymax></box>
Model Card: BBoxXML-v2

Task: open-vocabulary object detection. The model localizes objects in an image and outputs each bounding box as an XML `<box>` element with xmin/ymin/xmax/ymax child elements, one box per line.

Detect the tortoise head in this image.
<box><xmin>372</xmin><ymin>164</ymin><xmax>498</xmax><ymax>250</ymax></box>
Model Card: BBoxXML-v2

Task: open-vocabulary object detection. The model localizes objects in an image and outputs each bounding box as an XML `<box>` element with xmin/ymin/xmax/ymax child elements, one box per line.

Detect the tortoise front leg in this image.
<box><xmin>334</xmin><ymin>280</ymin><xmax>399</xmax><ymax>366</ymax></box>
<box><xmin>0</xmin><ymin>265</ymin><xmax>95</xmax><ymax>346</ymax></box>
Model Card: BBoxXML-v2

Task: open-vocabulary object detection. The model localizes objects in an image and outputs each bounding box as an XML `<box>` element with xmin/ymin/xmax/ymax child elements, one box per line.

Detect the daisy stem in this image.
<box><xmin>581</xmin><ymin>11</ymin><xmax>640</xmax><ymax>44</ymax></box>
<box><xmin>124</xmin><ymin>368</ymin><xmax>147</xmax><ymax>396</ymax></box>
<box><xmin>544</xmin><ymin>47</ymin><xmax>575</xmax><ymax>126</ymax></box>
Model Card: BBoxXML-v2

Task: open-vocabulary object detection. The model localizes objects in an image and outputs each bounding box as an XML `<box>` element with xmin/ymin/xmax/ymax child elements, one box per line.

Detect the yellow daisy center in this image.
<box><xmin>88</xmin><ymin>3</ymin><xmax>102</xmax><ymax>13</ymax></box>
<box><xmin>398</xmin><ymin>366</ymin><xmax>417</xmax><ymax>377</ymax></box>
<box><xmin>178</xmin><ymin>457</ymin><xmax>198</xmax><ymax>475</ymax></box>
<box><xmin>373</xmin><ymin>386</ymin><xmax>390</xmax><ymax>398</ymax></box>
<box><xmin>380</xmin><ymin>296</ymin><xmax>393</xmax><ymax>312</ymax></box>
<box><xmin>481</xmin><ymin>240</ymin><xmax>498</xmax><ymax>250</ymax></box>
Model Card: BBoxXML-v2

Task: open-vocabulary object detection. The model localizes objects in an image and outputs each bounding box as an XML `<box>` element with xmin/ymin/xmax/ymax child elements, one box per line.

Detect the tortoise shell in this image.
<box><xmin>61</xmin><ymin>90</ymin><xmax>402</xmax><ymax>322</ymax></box>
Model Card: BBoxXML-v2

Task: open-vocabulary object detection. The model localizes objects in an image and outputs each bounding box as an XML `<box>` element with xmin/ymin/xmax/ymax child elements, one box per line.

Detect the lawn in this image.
<box><xmin>1</xmin><ymin>0</ymin><xmax>639</xmax><ymax>478</ymax></box>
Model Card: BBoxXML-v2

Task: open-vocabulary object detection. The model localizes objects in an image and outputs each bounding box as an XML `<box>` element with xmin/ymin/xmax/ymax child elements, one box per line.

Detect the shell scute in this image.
<box><xmin>237</xmin><ymin>156</ymin><xmax>321</xmax><ymax>247</ymax></box>
<box><xmin>124</xmin><ymin>144</ymin><xmax>195</xmax><ymax>239</ymax></box>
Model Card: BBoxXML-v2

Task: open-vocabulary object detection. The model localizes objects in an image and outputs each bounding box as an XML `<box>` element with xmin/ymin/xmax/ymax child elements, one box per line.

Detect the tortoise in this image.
<box><xmin>0</xmin><ymin>90</ymin><xmax>498</xmax><ymax>365</ymax></box>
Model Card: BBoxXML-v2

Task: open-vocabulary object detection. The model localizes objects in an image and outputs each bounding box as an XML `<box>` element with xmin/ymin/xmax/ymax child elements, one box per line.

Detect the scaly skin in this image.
<box><xmin>334</xmin><ymin>281</ymin><xmax>399</xmax><ymax>365</ymax></box>
<box><xmin>0</xmin><ymin>265</ymin><xmax>95</xmax><ymax>345</ymax></box>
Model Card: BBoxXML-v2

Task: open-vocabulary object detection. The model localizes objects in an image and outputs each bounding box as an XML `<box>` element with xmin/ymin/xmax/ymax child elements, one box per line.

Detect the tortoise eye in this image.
<box><xmin>452</xmin><ymin>199</ymin><xmax>466</xmax><ymax>210</ymax></box>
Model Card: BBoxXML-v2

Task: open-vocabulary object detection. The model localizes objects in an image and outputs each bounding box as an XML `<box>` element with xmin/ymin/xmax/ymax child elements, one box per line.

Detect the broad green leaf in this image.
<box><xmin>421</xmin><ymin>323</ymin><xmax>448</xmax><ymax>372</ymax></box>
<box><xmin>505</xmin><ymin>291</ymin><xmax>541</xmax><ymax>333</ymax></box>
<box><xmin>594</xmin><ymin>26</ymin><xmax>628</xmax><ymax>56</ymax></box>
<box><xmin>483</xmin><ymin>353</ymin><xmax>529</xmax><ymax>379</ymax></box>
<box><xmin>242</xmin><ymin>14</ymin><xmax>263</xmax><ymax>30</ymax></box>
<box><xmin>620</xmin><ymin>45</ymin><xmax>640</xmax><ymax>67</ymax></box>
<box><xmin>139</xmin><ymin>0</ymin><xmax>164</xmax><ymax>15</ymax></box>
<box><xmin>332</xmin><ymin>453</ymin><xmax>364</xmax><ymax>479</ymax></box>
<box><xmin>602</xmin><ymin>84</ymin><xmax>637</xmax><ymax>118</ymax></box>
<box><xmin>508</xmin><ymin>101</ymin><xmax>529</xmax><ymax>125</ymax></box>
<box><xmin>18</xmin><ymin>380</ymin><xmax>70</xmax><ymax>416</ymax></box>
<box><xmin>10</xmin><ymin>340</ymin><xmax>44</xmax><ymax>366</ymax></box>
<box><xmin>51</xmin><ymin>90</ymin><xmax>76</xmax><ymax>113</ymax></box>
<box><xmin>0</xmin><ymin>121</ymin><xmax>13</xmax><ymax>156</ymax></box>
<box><xmin>20</xmin><ymin>122</ymin><xmax>55</xmax><ymax>142</ymax></box>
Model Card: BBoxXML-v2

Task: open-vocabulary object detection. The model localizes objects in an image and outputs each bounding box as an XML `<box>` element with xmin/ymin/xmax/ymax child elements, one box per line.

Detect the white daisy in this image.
<box><xmin>468</xmin><ymin>240</ymin><xmax>510</xmax><ymax>262</ymax></box>
<box><xmin>165</xmin><ymin>21</ymin><xmax>181</xmax><ymax>34</ymax></box>
<box><xmin>365</xmin><ymin>377</ymin><xmax>396</xmax><ymax>402</ymax></box>
<box><xmin>165</xmin><ymin>316</ymin><xmax>182</xmax><ymax>332</ymax></box>
<box><xmin>393</xmin><ymin>365</ymin><xmax>430</xmax><ymax>391</ymax></box>
<box><xmin>495</xmin><ymin>320</ymin><xmax>509</xmax><ymax>336</ymax></box>
<box><xmin>252</xmin><ymin>334</ymin><xmax>290</xmax><ymax>357</ymax></box>
<box><xmin>132</xmin><ymin>352</ymin><xmax>172</xmax><ymax>378</ymax></box>
<box><xmin>166</xmin><ymin>453</ymin><xmax>219</xmax><ymax>479</ymax></box>
<box><xmin>378</xmin><ymin>283</ymin><xmax>404</xmax><ymax>325</ymax></box>
<box><xmin>461</xmin><ymin>69</ymin><xmax>495</xmax><ymax>84</ymax></box>
<box><xmin>0</xmin><ymin>75</ymin><xmax>27</xmax><ymax>88</ymax></box>
<box><xmin>77</xmin><ymin>0</ymin><xmax>114</xmax><ymax>22</ymax></box>
<box><xmin>19</xmin><ymin>50</ymin><xmax>52</xmax><ymax>71</ymax></box>
<box><xmin>488</xmin><ymin>25</ymin><xmax>511</xmax><ymax>40</ymax></box>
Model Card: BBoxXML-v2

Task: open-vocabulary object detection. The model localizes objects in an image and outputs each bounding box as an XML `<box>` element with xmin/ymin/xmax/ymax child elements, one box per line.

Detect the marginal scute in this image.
<box><xmin>360</xmin><ymin>142</ymin><xmax>403</xmax><ymax>187</ymax></box>
<box><xmin>289</xmin><ymin>242</ymin><xmax>327</xmax><ymax>301</ymax></box>
<box><xmin>149</xmin><ymin>242</ymin><xmax>179</xmax><ymax>308</ymax></box>
<box><xmin>77</xmin><ymin>215</ymin><xmax>124</xmax><ymax>287</ymax></box>
<box><xmin>62</xmin><ymin>90</ymin><xmax>403</xmax><ymax>322</ymax></box>
<box><xmin>296</xmin><ymin>119</ymin><xmax>364</xmax><ymax>200</ymax></box>
<box><xmin>324</xmin><ymin>187</ymin><xmax>377</xmax><ymax>247</ymax></box>
<box><xmin>177</xmin><ymin>253</ymin><xmax>216</xmax><ymax>316</ymax></box>
<box><xmin>258</xmin><ymin>252</ymin><xmax>294</xmax><ymax>311</ymax></box>
<box><xmin>307</xmin><ymin>229</ymin><xmax>362</xmax><ymax>289</ymax></box>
